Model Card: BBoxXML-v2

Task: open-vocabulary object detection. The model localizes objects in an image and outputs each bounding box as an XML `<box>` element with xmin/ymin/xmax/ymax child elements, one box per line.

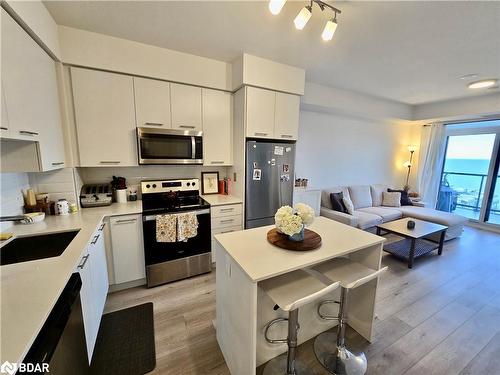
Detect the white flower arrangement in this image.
<box><xmin>274</xmin><ymin>203</ymin><xmax>315</xmax><ymax>236</ymax></box>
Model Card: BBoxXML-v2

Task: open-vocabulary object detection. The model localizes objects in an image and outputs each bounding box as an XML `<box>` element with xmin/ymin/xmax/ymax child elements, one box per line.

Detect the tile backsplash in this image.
<box><xmin>0</xmin><ymin>172</ymin><xmax>30</xmax><ymax>230</ymax></box>
<box><xmin>78</xmin><ymin>165</ymin><xmax>228</xmax><ymax>198</ymax></box>
<box><xmin>28</xmin><ymin>168</ymin><xmax>78</xmax><ymax>204</ymax></box>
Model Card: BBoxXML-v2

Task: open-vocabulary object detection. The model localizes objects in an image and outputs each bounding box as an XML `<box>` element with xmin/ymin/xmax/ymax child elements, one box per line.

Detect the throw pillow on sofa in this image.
<box><xmin>342</xmin><ymin>196</ymin><xmax>355</xmax><ymax>214</ymax></box>
<box><xmin>388</xmin><ymin>188</ymin><xmax>413</xmax><ymax>206</ymax></box>
<box><xmin>382</xmin><ymin>192</ymin><xmax>401</xmax><ymax>207</ymax></box>
<box><xmin>330</xmin><ymin>192</ymin><xmax>348</xmax><ymax>213</ymax></box>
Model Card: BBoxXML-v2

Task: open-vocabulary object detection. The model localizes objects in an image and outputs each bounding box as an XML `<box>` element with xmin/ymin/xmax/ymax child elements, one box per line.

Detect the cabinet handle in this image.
<box><xmin>220</xmin><ymin>219</ymin><xmax>235</xmax><ymax>224</ymax></box>
<box><xmin>254</xmin><ymin>132</ymin><xmax>268</xmax><ymax>136</ymax></box>
<box><xmin>210</xmin><ymin>161</ymin><xmax>224</xmax><ymax>164</ymax></box>
<box><xmin>19</xmin><ymin>130</ymin><xmax>39</xmax><ymax>136</ymax></box>
<box><xmin>78</xmin><ymin>255</ymin><xmax>90</xmax><ymax>269</ymax></box>
<box><xmin>281</xmin><ymin>134</ymin><xmax>294</xmax><ymax>138</ymax></box>
<box><xmin>51</xmin><ymin>162</ymin><xmax>65</xmax><ymax>166</ymax></box>
<box><xmin>221</xmin><ymin>229</ymin><xmax>235</xmax><ymax>234</ymax></box>
<box><xmin>0</xmin><ymin>127</ymin><xmax>8</xmax><ymax>130</ymax></box>
<box><xmin>115</xmin><ymin>219</ymin><xmax>137</xmax><ymax>224</ymax></box>
<box><xmin>220</xmin><ymin>208</ymin><xmax>234</xmax><ymax>212</ymax></box>
<box><xmin>99</xmin><ymin>223</ymin><xmax>106</xmax><ymax>231</ymax></box>
<box><xmin>179</xmin><ymin>125</ymin><xmax>195</xmax><ymax>129</ymax></box>
<box><xmin>145</xmin><ymin>122</ymin><xmax>164</xmax><ymax>126</ymax></box>
<box><xmin>91</xmin><ymin>234</ymin><xmax>100</xmax><ymax>244</ymax></box>
<box><xmin>100</xmin><ymin>161</ymin><xmax>121</xmax><ymax>164</ymax></box>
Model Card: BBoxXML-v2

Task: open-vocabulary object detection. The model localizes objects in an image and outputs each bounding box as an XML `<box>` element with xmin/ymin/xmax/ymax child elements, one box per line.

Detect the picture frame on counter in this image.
<box><xmin>201</xmin><ymin>172</ymin><xmax>219</xmax><ymax>194</ymax></box>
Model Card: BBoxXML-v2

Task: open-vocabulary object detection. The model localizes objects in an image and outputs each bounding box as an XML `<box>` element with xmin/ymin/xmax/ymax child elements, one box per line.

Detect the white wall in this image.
<box><xmin>295</xmin><ymin>111</ymin><xmax>419</xmax><ymax>189</ymax></box>
<box><xmin>0</xmin><ymin>172</ymin><xmax>30</xmax><ymax>230</ymax></box>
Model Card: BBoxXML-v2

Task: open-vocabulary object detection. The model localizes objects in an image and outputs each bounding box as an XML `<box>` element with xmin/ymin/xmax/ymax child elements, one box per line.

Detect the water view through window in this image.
<box><xmin>437</xmin><ymin>133</ymin><xmax>499</xmax><ymax>222</ymax></box>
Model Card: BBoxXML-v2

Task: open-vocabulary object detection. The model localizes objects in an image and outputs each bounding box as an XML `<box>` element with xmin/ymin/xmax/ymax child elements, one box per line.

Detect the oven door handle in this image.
<box><xmin>143</xmin><ymin>209</ymin><xmax>210</xmax><ymax>222</ymax></box>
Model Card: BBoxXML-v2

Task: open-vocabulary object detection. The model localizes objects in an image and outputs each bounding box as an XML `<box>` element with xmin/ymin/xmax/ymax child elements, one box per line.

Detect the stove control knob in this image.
<box><xmin>192</xmin><ymin>181</ymin><xmax>196</xmax><ymax>186</ymax></box>
<box><xmin>146</xmin><ymin>184</ymin><xmax>151</xmax><ymax>189</ymax></box>
<box><xmin>187</xmin><ymin>182</ymin><xmax>191</xmax><ymax>186</ymax></box>
<box><xmin>152</xmin><ymin>184</ymin><xmax>157</xmax><ymax>188</ymax></box>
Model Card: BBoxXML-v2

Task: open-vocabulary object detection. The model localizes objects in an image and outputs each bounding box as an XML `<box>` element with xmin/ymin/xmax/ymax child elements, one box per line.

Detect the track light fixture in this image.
<box><xmin>269</xmin><ymin>0</ymin><xmax>341</xmax><ymax>41</ymax></box>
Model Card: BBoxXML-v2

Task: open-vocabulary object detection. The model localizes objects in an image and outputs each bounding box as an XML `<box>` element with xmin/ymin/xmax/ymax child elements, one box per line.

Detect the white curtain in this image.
<box><xmin>417</xmin><ymin>123</ymin><xmax>446</xmax><ymax>208</ymax></box>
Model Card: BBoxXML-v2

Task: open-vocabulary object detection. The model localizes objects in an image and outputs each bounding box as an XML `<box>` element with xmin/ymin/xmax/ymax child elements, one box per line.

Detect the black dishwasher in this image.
<box><xmin>19</xmin><ymin>273</ymin><xmax>90</xmax><ymax>374</ymax></box>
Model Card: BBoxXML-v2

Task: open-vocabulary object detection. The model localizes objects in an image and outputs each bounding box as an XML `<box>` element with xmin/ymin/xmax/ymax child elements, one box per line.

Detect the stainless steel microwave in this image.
<box><xmin>137</xmin><ymin>127</ymin><xmax>203</xmax><ymax>165</ymax></box>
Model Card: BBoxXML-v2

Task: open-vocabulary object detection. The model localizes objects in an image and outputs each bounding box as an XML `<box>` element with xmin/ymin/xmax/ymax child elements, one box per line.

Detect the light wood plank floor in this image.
<box><xmin>105</xmin><ymin>226</ymin><xmax>500</xmax><ymax>375</ymax></box>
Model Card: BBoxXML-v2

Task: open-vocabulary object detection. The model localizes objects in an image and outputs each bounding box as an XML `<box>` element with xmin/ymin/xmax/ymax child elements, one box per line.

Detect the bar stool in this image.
<box><xmin>261</xmin><ymin>269</ymin><xmax>341</xmax><ymax>375</ymax></box>
<box><xmin>311</xmin><ymin>258</ymin><xmax>387</xmax><ymax>375</ymax></box>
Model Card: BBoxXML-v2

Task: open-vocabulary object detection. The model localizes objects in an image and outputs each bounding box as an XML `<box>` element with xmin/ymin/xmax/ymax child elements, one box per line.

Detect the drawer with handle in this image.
<box><xmin>211</xmin><ymin>204</ymin><xmax>243</xmax><ymax>218</ymax></box>
<box><xmin>211</xmin><ymin>225</ymin><xmax>242</xmax><ymax>237</ymax></box>
<box><xmin>211</xmin><ymin>215</ymin><xmax>242</xmax><ymax>229</ymax></box>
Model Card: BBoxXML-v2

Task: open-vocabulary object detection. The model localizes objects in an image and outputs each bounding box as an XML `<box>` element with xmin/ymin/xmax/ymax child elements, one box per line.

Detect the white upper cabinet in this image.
<box><xmin>1</xmin><ymin>9</ymin><xmax>66</xmax><ymax>170</ymax></box>
<box><xmin>71</xmin><ymin>68</ymin><xmax>138</xmax><ymax>167</ymax></box>
<box><xmin>202</xmin><ymin>89</ymin><xmax>232</xmax><ymax>166</ymax></box>
<box><xmin>170</xmin><ymin>83</ymin><xmax>202</xmax><ymax>131</ymax></box>
<box><xmin>245</xmin><ymin>87</ymin><xmax>275</xmax><ymax>139</ymax></box>
<box><xmin>274</xmin><ymin>92</ymin><xmax>300</xmax><ymax>141</ymax></box>
<box><xmin>1</xmin><ymin>82</ymin><xmax>9</xmax><ymax>137</ymax></box>
<box><xmin>245</xmin><ymin>86</ymin><xmax>300</xmax><ymax>140</ymax></box>
<box><xmin>133</xmin><ymin>77</ymin><xmax>172</xmax><ymax>128</ymax></box>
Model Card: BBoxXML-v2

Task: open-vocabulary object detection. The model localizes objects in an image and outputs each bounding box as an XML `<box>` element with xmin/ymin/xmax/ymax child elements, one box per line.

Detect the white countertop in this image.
<box><xmin>0</xmin><ymin>201</ymin><xmax>142</xmax><ymax>364</ymax></box>
<box><xmin>201</xmin><ymin>194</ymin><xmax>242</xmax><ymax>207</ymax></box>
<box><xmin>214</xmin><ymin>216</ymin><xmax>385</xmax><ymax>282</ymax></box>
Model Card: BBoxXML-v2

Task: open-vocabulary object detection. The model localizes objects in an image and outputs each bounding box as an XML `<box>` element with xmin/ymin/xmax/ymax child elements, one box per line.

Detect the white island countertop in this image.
<box><xmin>201</xmin><ymin>194</ymin><xmax>242</xmax><ymax>206</ymax></box>
<box><xmin>215</xmin><ymin>216</ymin><xmax>385</xmax><ymax>282</ymax></box>
<box><xmin>0</xmin><ymin>201</ymin><xmax>142</xmax><ymax>364</ymax></box>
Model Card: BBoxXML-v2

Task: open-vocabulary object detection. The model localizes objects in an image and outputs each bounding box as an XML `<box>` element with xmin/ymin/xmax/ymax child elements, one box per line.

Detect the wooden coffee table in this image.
<box><xmin>376</xmin><ymin>218</ymin><xmax>447</xmax><ymax>268</ymax></box>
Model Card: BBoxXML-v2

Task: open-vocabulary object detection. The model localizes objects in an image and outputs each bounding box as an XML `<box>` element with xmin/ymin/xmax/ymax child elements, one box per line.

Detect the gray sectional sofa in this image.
<box><xmin>320</xmin><ymin>184</ymin><xmax>467</xmax><ymax>240</ymax></box>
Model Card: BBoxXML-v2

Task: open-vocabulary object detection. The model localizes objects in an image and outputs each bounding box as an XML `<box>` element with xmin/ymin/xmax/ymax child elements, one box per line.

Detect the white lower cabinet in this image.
<box><xmin>78</xmin><ymin>222</ymin><xmax>109</xmax><ymax>363</ymax></box>
<box><xmin>210</xmin><ymin>203</ymin><xmax>243</xmax><ymax>263</ymax></box>
<box><xmin>109</xmin><ymin>214</ymin><xmax>146</xmax><ymax>284</ymax></box>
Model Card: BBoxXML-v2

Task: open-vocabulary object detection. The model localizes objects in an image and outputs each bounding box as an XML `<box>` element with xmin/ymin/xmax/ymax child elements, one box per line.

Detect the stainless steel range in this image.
<box><xmin>141</xmin><ymin>178</ymin><xmax>211</xmax><ymax>287</ymax></box>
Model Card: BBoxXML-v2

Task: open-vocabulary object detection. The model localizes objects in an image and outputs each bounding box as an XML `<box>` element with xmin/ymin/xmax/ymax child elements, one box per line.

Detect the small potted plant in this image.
<box><xmin>274</xmin><ymin>203</ymin><xmax>315</xmax><ymax>242</ymax></box>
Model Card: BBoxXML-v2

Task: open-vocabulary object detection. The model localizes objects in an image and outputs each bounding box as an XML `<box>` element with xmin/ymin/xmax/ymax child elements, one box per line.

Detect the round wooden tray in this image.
<box><xmin>267</xmin><ymin>228</ymin><xmax>322</xmax><ymax>251</ymax></box>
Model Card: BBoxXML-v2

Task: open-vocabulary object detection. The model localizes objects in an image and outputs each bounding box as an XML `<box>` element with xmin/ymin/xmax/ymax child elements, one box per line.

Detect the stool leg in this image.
<box><xmin>263</xmin><ymin>308</ymin><xmax>314</xmax><ymax>375</ymax></box>
<box><xmin>314</xmin><ymin>287</ymin><xmax>367</xmax><ymax>375</ymax></box>
<box><xmin>287</xmin><ymin>309</ymin><xmax>299</xmax><ymax>375</ymax></box>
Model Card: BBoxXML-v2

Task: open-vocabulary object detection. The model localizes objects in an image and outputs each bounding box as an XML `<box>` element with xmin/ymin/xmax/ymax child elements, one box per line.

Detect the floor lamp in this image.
<box><xmin>403</xmin><ymin>145</ymin><xmax>417</xmax><ymax>191</ymax></box>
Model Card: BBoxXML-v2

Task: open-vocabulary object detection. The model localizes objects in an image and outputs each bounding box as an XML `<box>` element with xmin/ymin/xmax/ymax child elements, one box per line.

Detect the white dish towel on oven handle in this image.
<box><xmin>177</xmin><ymin>212</ymin><xmax>199</xmax><ymax>242</ymax></box>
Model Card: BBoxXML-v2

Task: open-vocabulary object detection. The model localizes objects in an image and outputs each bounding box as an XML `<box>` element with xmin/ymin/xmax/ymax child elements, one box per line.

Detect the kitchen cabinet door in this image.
<box><xmin>1</xmin><ymin>9</ymin><xmax>41</xmax><ymax>141</ymax></box>
<box><xmin>110</xmin><ymin>215</ymin><xmax>145</xmax><ymax>284</ymax></box>
<box><xmin>202</xmin><ymin>89</ymin><xmax>232</xmax><ymax>166</ymax></box>
<box><xmin>245</xmin><ymin>86</ymin><xmax>275</xmax><ymax>139</ymax></box>
<box><xmin>1</xmin><ymin>82</ymin><xmax>9</xmax><ymax>138</ymax></box>
<box><xmin>274</xmin><ymin>92</ymin><xmax>300</xmax><ymax>141</ymax></box>
<box><xmin>89</xmin><ymin>227</ymin><xmax>109</xmax><ymax>320</ymax></box>
<box><xmin>134</xmin><ymin>77</ymin><xmax>172</xmax><ymax>129</ymax></box>
<box><xmin>71</xmin><ymin>68</ymin><xmax>138</xmax><ymax>167</ymax></box>
<box><xmin>170</xmin><ymin>83</ymin><xmax>202</xmax><ymax>131</ymax></box>
<box><xmin>77</xmin><ymin>248</ymin><xmax>96</xmax><ymax>363</ymax></box>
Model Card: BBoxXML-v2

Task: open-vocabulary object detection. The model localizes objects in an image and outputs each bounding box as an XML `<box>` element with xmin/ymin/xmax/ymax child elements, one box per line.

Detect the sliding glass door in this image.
<box><xmin>437</xmin><ymin>120</ymin><xmax>500</xmax><ymax>226</ymax></box>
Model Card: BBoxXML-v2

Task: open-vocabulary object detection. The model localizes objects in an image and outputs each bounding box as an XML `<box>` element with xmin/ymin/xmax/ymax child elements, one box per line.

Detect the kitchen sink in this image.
<box><xmin>0</xmin><ymin>230</ymin><xmax>80</xmax><ymax>266</ymax></box>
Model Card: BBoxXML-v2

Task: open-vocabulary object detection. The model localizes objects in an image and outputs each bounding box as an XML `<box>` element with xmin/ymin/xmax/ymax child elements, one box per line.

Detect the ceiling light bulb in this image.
<box><xmin>294</xmin><ymin>6</ymin><xmax>312</xmax><ymax>30</ymax></box>
<box><xmin>269</xmin><ymin>0</ymin><xmax>287</xmax><ymax>15</ymax></box>
<box><xmin>403</xmin><ymin>161</ymin><xmax>412</xmax><ymax>168</ymax></box>
<box><xmin>321</xmin><ymin>18</ymin><xmax>338</xmax><ymax>41</ymax></box>
<box><xmin>468</xmin><ymin>79</ymin><xmax>497</xmax><ymax>89</ymax></box>
<box><xmin>407</xmin><ymin>145</ymin><xmax>417</xmax><ymax>152</ymax></box>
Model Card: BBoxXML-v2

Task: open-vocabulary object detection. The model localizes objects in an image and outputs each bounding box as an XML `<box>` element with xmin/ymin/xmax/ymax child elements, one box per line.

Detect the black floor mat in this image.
<box><xmin>90</xmin><ymin>302</ymin><xmax>156</xmax><ymax>375</ymax></box>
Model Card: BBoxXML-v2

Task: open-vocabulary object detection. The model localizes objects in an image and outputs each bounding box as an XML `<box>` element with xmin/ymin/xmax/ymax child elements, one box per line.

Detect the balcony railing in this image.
<box><xmin>440</xmin><ymin>171</ymin><xmax>500</xmax><ymax>216</ymax></box>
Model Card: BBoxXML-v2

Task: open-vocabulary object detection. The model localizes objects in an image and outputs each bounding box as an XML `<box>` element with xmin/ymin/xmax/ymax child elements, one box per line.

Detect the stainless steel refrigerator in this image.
<box><xmin>245</xmin><ymin>140</ymin><xmax>296</xmax><ymax>229</ymax></box>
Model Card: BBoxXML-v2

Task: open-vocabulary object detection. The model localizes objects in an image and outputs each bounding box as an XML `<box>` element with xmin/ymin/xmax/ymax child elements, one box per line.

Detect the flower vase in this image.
<box><xmin>288</xmin><ymin>225</ymin><xmax>305</xmax><ymax>242</ymax></box>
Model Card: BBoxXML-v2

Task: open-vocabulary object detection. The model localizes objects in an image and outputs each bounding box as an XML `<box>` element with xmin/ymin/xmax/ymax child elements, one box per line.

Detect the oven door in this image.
<box><xmin>137</xmin><ymin>127</ymin><xmax>203</xmax><ymax>165</ymax></box>
<box><xmin>142</xmin><ymin>209</ymin><xmax>211</xmax><ymax>266</ymax></box>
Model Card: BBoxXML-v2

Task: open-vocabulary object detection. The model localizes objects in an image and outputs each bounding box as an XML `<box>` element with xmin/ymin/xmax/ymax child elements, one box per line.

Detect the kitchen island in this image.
<box><xmin>214</xmin><ymin>216</ymin><xmax>385</xmax><ymax>375</ymax></box>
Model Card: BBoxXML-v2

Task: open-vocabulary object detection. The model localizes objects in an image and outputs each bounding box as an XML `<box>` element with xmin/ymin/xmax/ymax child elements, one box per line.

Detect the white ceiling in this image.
<box><xmin>44</xmin><ymin>1</ymin><xmax>500</xmax><ymax>105</ymax></box>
